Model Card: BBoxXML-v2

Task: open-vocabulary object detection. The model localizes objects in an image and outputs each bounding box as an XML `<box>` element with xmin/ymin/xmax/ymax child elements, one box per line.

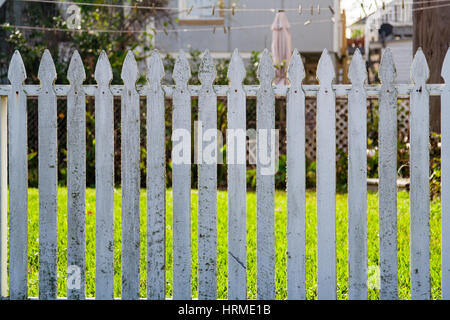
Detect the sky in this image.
<box><xmin>341</xmin><ymin>0</ymin><xmax>391</xmax><ymax>25</ymax></box>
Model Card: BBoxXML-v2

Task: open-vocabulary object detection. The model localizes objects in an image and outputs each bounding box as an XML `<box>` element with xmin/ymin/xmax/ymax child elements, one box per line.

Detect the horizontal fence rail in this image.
<box><xmin>0</xmin><ymin>46</ymin><xmax>449</xmax><ymax>300</ymax></box>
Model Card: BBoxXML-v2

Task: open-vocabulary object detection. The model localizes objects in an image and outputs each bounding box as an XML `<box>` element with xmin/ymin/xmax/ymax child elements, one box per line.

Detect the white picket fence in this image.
<box><xmin>0</xmin><ymin>46</ymin><xmax>449</xmax><ymax>300</ymax></box>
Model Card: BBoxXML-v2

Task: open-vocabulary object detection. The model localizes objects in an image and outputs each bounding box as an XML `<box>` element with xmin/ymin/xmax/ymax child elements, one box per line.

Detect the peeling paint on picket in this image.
<box><xmin>256</xmin><ymin>49</ymin><xmax>276</xmax><ymax>300</ymax></box>
<box><xmin>1</xmin><ymin>47</ymin><xmax>450</xmax><ymax>300</ymax></box>
<box><xmin>172</xmin><ymin>51</ymin><xmax>192</xmax><ymax>300</ymax></box>
<box><xmin>66</xmin><ymin>50</ymin><xmax>86</xmax><ymax>300</ymax></box>
<box><xmin>378</xmin><ymin>48</ymin><xmax>398</xmax><ymax>300</ymax></box>
<box><xmin>38</xmin><ymin>49</ymin><xmax>58</xmax><ymax>300</ymax></box>
<box><xmin>227</xmin><ymin>49</ymin><xmax>247</xmax><ymax>300</ymax></box>
<box><xmin>347</xmin><ymin>49</ymin><xmax>367</xmax><ymax>300</ymax></box>
<box><xmin>121</xmin><ymin>51</ymin><xmax>141</xmax><ymax>300</ymax></box>
<box><xmin>94</xmin><ymin>51</ymin><xmax>114</xmax><ymax>300</ymax></box>
<box><xmin>286</xmin><ymin>49</ymin><xmax>306</xmax><ymax>300</ymax></box>
<box><xmin>147</xmin><ymin>50</ymin><xmax>166</xmax><ymax>300</ymax></box>
<box><xmin>316</xmin><ymin>49</ymin><xmax>336</xmax><ymax>300</ymax></box>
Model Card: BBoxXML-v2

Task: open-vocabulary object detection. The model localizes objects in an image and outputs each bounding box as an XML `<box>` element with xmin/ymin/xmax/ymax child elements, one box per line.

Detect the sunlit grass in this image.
<box><xmin>24</xmin><ymin>188</ymin><xmax>442</xmax><ymax>299</ymax></box>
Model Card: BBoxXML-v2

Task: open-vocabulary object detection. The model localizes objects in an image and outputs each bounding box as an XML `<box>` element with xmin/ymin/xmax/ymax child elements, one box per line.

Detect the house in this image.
<box><xmin>364</xmin><ymin>0</ymin><xmax>413</xmax><ymax>83</ymax></box>
<box><xmin>154</xmin><ymin>0</ymin><xmax>344</xmax><ymax>83</ymax></box>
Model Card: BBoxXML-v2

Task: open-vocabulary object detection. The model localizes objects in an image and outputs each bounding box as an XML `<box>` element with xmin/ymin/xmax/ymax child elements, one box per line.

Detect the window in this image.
<box><xmin>178</xmin><ymin>0</ymin><xmax>224</xmax><ymax>25</ymax></box>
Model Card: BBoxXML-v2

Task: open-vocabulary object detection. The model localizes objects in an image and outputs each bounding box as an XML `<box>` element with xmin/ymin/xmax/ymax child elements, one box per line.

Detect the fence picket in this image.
<box><xmin>286</xmin><ymin>49</ymin><xmax>306</xmax><ymax>300</ymax></box>
<box><xmin>378</xmin><ymin>48</ymin><xmax>398</xmax><ymax>300</ymax></box>
<box><xmin>347</xmin><ymin>49</ymin><xmax>368</xmax><ymax>300</ymax></box>
<box><xmin>121</xmin><ymin>51</ymin><xmax>141</xmax><ymax>300</ymax></box>
<box><xmin>316</xmin><ymin>49</ymin><xmax>336</xmax><ymax>300</ymax></box>
<box><xmin>147</xmin><ymin>50</ymin><xmax>166</xmax><ymax>300</ymax></box>
<box><xmin>172</xmin><ymin>51</ymin><xmax>192</xmax><ymax>300</ymax></box>
<box><xmin>94</xmin><ymin>51</ymin><xmax>114</xmax><ymax>300</ymax></box>
<box><xmin>410</xmin><ymin>48</ymin><xmax>430</xmax><ymax>300</ymax></box>
<box><xmin>227</xmin><ymin>49</ymin><xmax>247</xmax><ymax>300</ymax></box>
<box><xmin>198</xmin><ymin>50</ymin><xmax>217</xmax><ymax>300</ymax></box>
<box><xmin>442</xmin><ymin>48</ymin><xmax>450</xmax><ymax>300</ymax></box>
<box><xmin>67</xmin><ymin>50</ymin><xmax>86</xmax><ymax>299</ymax></box>
<box><xmin>7</xmin><ymin>51</ymin><xmax>28</xmax><ymax>300</ymax></box>
<box><xmin>256</xmin><ymin>49</ymin><xmax>276</xmax><ymax>300</ymax></box>
<box><xmin>38</xmin><ymin>50</ymin><xmax>58</xmax><ymax>300</ymax></box>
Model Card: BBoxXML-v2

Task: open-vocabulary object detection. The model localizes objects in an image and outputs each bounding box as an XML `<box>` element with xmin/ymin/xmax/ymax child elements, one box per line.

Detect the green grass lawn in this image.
<box><xmin>23</xmin><ymin>188</ymin><xmax>442</xmax><ymax>299</ymax></box>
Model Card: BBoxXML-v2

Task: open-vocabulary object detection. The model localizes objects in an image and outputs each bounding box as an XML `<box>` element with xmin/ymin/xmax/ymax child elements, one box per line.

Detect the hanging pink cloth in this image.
<box><xmin>271</xmin><ymin>11</ymin><xmax>292</xmax><ymax>85</ymax></box>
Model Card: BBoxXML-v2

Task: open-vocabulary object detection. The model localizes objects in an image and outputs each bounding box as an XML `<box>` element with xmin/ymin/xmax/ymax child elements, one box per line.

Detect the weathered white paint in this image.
<box><xmin>227</xmin><ymin>49</ymin><xmax>247</xmax><ymax>300</ymax></box>
<box><xmin>7</xmin><ymin>51</ymin><xmax>28</xmax><ymax>300</ymax></box>
<box><xmin>410</xmin><ymin>48</ymin><xmax>430</xmax><ymax>300</ymax></box>
<box><xmin>147</xmin><ymin>50</ymin><xmax>166</xmax><ymax>300</ymax></box>
<box><xmin>121</xmin><ymin>51</ymin><xmax>141</xmax><ymax>300</ymax></box>
<box><xmin>256</xmin><ymin>49</ymin><xmax>275</xmax><ymax>300</ymax></box>
<box><xmin>442</xmin><ymin>48</ymin><xmax>450</xmax><ymax>300</ymax></box>
<box><xmin>172</xmin><ymin>50</ymin><xmax>192</xmax><ymax>300</ymax></box>
<box><xmin>67</xmin><ymin>50</ymin><xmax>86</xmax><ymax>300</ymax></box>
<box><xmin>0</xmin><ymin>84</ymin><xmax>446</xmax><ymax>98</ymax></box>
<box><xmin>197</xmin><ymin>50</ymin><xmax>217</xmax><ymax>300</ymax></box>
<box><xmin>94</xmin><ymin>51</ymin><xmax>115</xmax><ymax>300</ymax></box>
<box><xmin>38</xmin><ymin>49</ymin><xmax>58</xmax><ymax>300</ymax></box>
<box><xmin>378</xmin><ymin>48</ymin><xmax>398</xmax><ymax>300</ymax></box>
<box><xmin>0</xmin><ymin>95</ymin><xmax>6</xmax><ymax>298</ymax></box>
<box><xmin>347</xmin><ymin>49</ymin><xmax>368</xmax><ymax>300</ymax></box>
<box><xmin>316</xmin><ymin>49</ymin><xmax>336</xmax><ymax>300</ymax></box>
<box><xmin>286</xmin><ymin>49</ymin><xmax>306</xmax><ymax>300</ymax></box>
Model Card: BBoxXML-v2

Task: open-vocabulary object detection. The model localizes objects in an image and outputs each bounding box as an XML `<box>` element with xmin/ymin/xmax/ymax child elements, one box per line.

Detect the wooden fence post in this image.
<box><xmin>8</xmin><ymin>51</ymin><xmax>28</xmax><ymax>300</ymax></box>
<box><xmin>38</xmin><ymin>49</ymin><xmax>58</xmax><ymax>300</ymax></box>
<box><xmin>378</xmin><ymin>48</ymin><xmax>398</xmax><ymax>300</ymax></box>
<box><xmin>94</xmin><ymin>51</ymin><xmax>115</xmax><ymax>300</ymax></box>
<box><xmin>286</xmin><ymin>49</ymin><xmax>306</xmax><ymax>300</ymax></box>
<box><xmin>316</xmin><ymin>49</ymin><xmax>336</xmax><ymax>300</ymax></box>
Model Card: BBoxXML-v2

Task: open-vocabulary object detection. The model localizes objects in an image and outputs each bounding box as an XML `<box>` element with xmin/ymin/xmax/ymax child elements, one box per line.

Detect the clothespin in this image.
<box><xmin>382</xmin><ymin>1</ymin><xmax>385</xmax><ymax>10</ymax></box>
<box><xmin>231</xmin><ymin>3</ymin><xmax>236</xmax><ymax>15</ymax></box>
<box><xmin>304</xmin><ymin>20</ymin><xmax>311</xmax><ymax>25</ymax></box>
<box><xmin>298</xmin><ymin>4</ymin><xmax>302</xmax><ymax>14</ymax></box>
<box><xmin>163</xmin><ymin>27</ymin><xmax>168</xmax><ymax>36</ymax></box>
<box><xmin>213</xmin><ymin>27</ymin><xmax>216</xmax><ymax>34</ymax></box>
<box><xmin>317</xmin><ymin>4</ymin><xmax>320</xmax><ymax>15</ymax></box>
<box><xmin>223</xmin><ymin>25</ymin><xmax>227</xmax><ymax>33</ymax></box>
<box><xmin>211</xmin><ymin>4</ymin><xmax>215</xmax><ymax>16</ymax></box>
<box><xmin>328</xmin><ymin>5</ymin><xmax>334</xmax><ymax>14</ymax></box>
<box><xmin>310</xmin><ymin>4</ymin><xmax>313</xmax><ymax>15</ymax></box>
<box><xmin>152</xmin><ymin>3</ymin><xmax>156</xmax><ymax>15</ymax></box>
<box><xmin>402</xmin><ymin>0</ymin><xmax>405</xmax><ymax>9</ymax></box>
<box><xmin>187</xmin><ymin>5</ymin><xmax>193</xmax><ymax>15</ymax></box>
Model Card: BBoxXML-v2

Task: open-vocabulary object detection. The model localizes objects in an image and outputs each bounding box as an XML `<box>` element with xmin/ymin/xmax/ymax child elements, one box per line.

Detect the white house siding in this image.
<box><xmin>154</xmin><ymin>0</ymin><xmax>339</xmax><ymax>55</ymax></box>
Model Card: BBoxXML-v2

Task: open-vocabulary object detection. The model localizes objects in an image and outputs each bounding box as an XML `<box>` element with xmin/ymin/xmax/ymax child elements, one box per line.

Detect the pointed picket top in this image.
<box><xmin>121</xmin><ymin>50</ymin><xmax>139</xmax><ymax>87</ymax></box>
<box><xmin>348</xmin><ymin>49</ymin><xmax>367</xmax><ymax>86</ymax></box>
<box><xmin>8</xmin><ymin>50</ymin><xmax>27</xmax><ymax>85</ymax></box>
<box><xmin>199</xmin><ymin>49</ymin><xmax>216</xmax><ymax>87</ymax></box>
<box><xmin>147</xmin><ymin>49</ymin><xmax>165</xmax><ymax>87</ymax></box>
<box><xmin>411</xmin><ymin>48</ymin><xmax>429</xmax><ymax>85</ymax></box>
<box><xmin>441</xmin><ymin>47</ymin><xmax>450</xmax><ymax>83</ymax></box>
<box><xmin>173</xmin><ymin>50</ymin><xmax>191</xmax><ymax>86</ymax></box>
<box><xmin>316</xmin><ymin>49</ymin><xmax>335</xmax><ymax>85</ymax></box>
<box><xmin>67</xmin><ymin>50</ymin><xmax>86</xmax><ymax>85</ymax></box>
<box><xmin>379</xmin><ymin>48</ymin><xmax>397</xmax><ymax>85</ymax></box>
<box><xmin>38</xmin><ymin>49</ymin><xmax>57</xmax><ymax>87</ymax></box>
<box><xmin>257</xmin><ymin>49</ymin><xmax>275</xmax><ymax>86</ymax></box>
<box><xmin>227</xmin><ymin>49</ymin><xmax>246</xmax><ymax>87</ymax></box>
<box><xmin>95</xmin><ymin>50</ymin><xmax>113</xmax><ymax>86</ymax></box>
<box><xmin>287</xmin><ymin>49</ymin><xmax>305</xmax><ymax>88</ymax></box>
